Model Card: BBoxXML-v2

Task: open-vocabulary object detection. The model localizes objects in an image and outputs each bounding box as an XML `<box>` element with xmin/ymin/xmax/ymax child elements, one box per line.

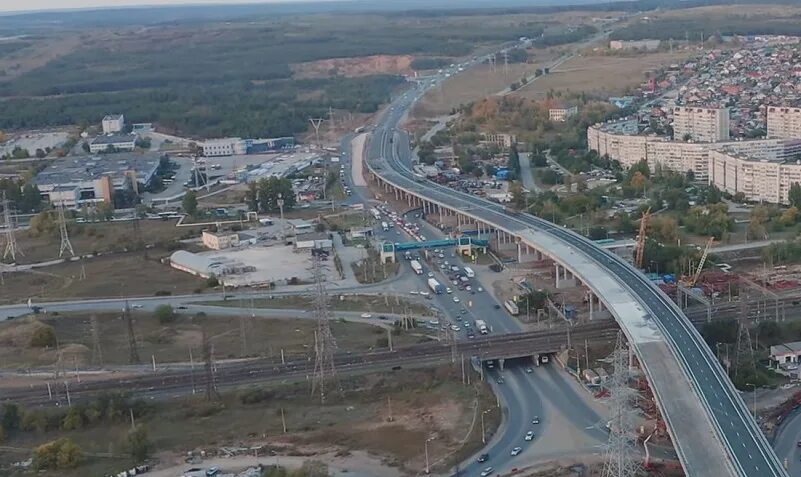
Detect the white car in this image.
<box><xmin>480</xmin><ymin>467</ymin><xmax>494</xmax><ymax>477</ymax></box>
<box><xmin>360</xmin><ymin>313</ymin><xmax>372</xmax><ymax>319</ymax></box>
<box><xmin>131</xmin><ymin>304</ymin><xmax>143</xmax><ymax>309</ymax></box>
<box><xmin>532</xmin><ymin>417</ymin><xmax>540</xmax><ymax>424</ymax></box>
<box><xmin>477</xmin><ymin>287</ymin><xmax>483</xmax><ymax>292</ymax></box>
<box><xmin>450</xmin><ymin>325</ymin><xmax>461</xmax><ymax>332</ymax></box>
<box><xmin>428</xmin><ymin>272</ymin><xmax>434</xmax><ymax>278</ymax></box>
<box><xmin>453</xmin><ymin>296</ymin><xmax>460</xmax><ymax>303</ymax></box>
<box><xmin>524</xmin><ymin>431</ymin><xmax>535</xmax><ymax>441</ymax></box>
<box><xmin>446</xmin><ymin>287</ymin><xmax>452</xmax><ymax>294</ymax></box>
<box><xmin>510</xmin><ymin>446</ymin><xmax>522</xmax><ymax>456</ymax></box>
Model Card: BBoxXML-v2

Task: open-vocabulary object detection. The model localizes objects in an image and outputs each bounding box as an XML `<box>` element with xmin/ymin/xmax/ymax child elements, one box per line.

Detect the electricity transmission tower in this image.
<box><xmin>202</xmin><ymin>327</ymin><xmax>219</xmax><ymax>401</ymax></box>
<box><xmin>309</xmin><ymin>118</ymin><xmax>324</xmax><ymax>149</ymax></box>
<box><xmin>310</xmin><ymin>254</ymin><xmax>339</xmax><ymax>403</ymax></box>
<box><xmin>734</xmin><ymin>298</ymin><xmax>755</xmax><ymax>380</ymax></box>
<box><xmin>123</xmin><ymin>300</ymin><xmax>140</xmax><ymax>364</ymax></box>
<box><xmin>90</xmin><ymin>315</ymin><xmax>104</xmax><ymax>366</ymax></box>
<box><xmin>57</xmin><ymin>202</ymin><xmax>75</xmax><ymax>258</ymax></box>
<box><xmin>601</xmin><ymin>332</ymin><xmax>641</xmax><ymax>477</ymax></box>
<box><xmin>2</xmin><ymin>192</ymin><xmax>22</xmax><ymax>262</ymax></box>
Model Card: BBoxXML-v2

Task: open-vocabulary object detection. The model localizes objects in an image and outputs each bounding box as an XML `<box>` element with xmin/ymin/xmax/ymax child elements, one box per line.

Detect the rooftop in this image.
<box><xmin>35</xmin><ymin>152</ymin><xmax>162</xmax><ymax>187</ymax></box>
<box><xmin>770</xmin><ymin>341</ymin><xmax>801</xmax><ymax>356</ymax></box>
<box><xmin>91</xmin><ymin>133</ymin><xmax>137</xmax><ymax>145</ymax></box>
<box><xmin>103</xmin><ymin>114</ymin><xmax>124</xmax><ymax>121</ymax></box>
<box><xmin>296</xmin><ymin>231</ymin><xmax>329</xmax><ymax>241</ymax></box>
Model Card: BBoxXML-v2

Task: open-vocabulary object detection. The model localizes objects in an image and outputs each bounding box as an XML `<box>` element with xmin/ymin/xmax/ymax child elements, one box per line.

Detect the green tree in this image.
<box><xmin>21</xmin><ymin>410</ymin><xmax>47</xmax><ymax>433</ymax></box>
<box><xmin>125</xmin><ymin>425</ymin><xmax>152</xmax><ymax>463</ymax></box>
<box><xmin>255</xmin><ymin>177</ymin><xmax>296</xmax><ymax>213</ymax></box>
<box><xmin>507</xmin><ymin>143</ymin><xmax>521</xmax><ymax>177</ymax></box>
<box><xmin>789</xmin><ymin>183</ymin><xmax>801</xmax><ymax>209</ymax></box>
<box><xmin>1</xmin><ymin>403</ymin><xmax>20</xmax><ymax>433</ymax></box>
<box><xmin>29</xmin><ymin>324</ymin><xmax>56</xmax><ymax>348</ymax></box>
<box><xmin>154</xmin><ymin>304</ymin><xmax>175</xmax><ymax>324</ymax></box>
<box><xmin>33</xmin><ymin>438</ymin><xmax>83</xmax><ymax>470</ymax></box>
<box><xmin>182</xmin><ymin>190</ymin><xmax>198</xmax><ymax>216</ymax></box>
<box><xmin>61</xmin><ymin>408</ymin><xmax>85</xmax><ymax>431</ymax></box>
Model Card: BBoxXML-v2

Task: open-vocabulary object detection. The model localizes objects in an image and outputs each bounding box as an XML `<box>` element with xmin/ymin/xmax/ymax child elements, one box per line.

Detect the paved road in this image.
<box><xmin>369</xmin><ymin>65</ymin><xmax>785</xmax><ymax>477</ymax></box>
<box><xmin>517</xmin><ymin>152</ymin><xmax>540</xmax><ymax>193</ymax></box>
<box><xmin>774</xmin><ymin>408</ymin><xmax>801</xmax><ymax>474</ymax></box>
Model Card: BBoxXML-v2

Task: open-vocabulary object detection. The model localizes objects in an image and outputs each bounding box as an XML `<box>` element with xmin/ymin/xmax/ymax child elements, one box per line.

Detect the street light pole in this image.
<box><xmin>481</xmin><ymin>409</ymin><xmax>492</xmax><ymax>444</ymax></box>
<box><xmin>277</xmin><ymin>193</ymin><xmax>286</xmax><ymax>242</ymax></box>
<box><xmin>424</xmin><ymin>436</ymin><xmax>436</xmax><ymax>474</ymax></box>
<box><xmin>747</xmin><ymin>383</ymin><xmax>757</xmax><ymax>416</ymax></box>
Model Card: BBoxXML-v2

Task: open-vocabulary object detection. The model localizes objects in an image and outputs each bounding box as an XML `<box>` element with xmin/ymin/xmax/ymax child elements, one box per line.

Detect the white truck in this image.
<box><xmin>463</xmin><ymin>266</ymin><xmax>475</xmax><ymax>278</ymax></box>
<box><xmin>410</xmin><ymin>260</ymin><xmax>423</xmax><ymax>275</ymax></box>
<box><xmin>427</xmin><ymin>278</ymin><xmax>444</xmax><ymax>294</ymax></box>
<box><xmin>475</xmin><ymin>319</ymin><xmax>489</xmax><ymax>335</ymax></box>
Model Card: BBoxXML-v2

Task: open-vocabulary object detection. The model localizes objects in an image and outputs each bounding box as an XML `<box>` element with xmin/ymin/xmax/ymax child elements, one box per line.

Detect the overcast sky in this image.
<box><xmin>0</xmin><ymin>0</ymin><xmax>315</xmax><ymax>13</ymax></box>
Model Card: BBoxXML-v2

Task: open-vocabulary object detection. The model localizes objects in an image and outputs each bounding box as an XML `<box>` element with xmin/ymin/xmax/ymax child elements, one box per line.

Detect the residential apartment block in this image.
<box><xmin>102</xmin><ymin>114</ymin><xmax>125</xmax><ymax>134</ymax></box>
<box><xmin>588</xmin><ymin>117</ymin><xmax>801</xmax><ymax>203</ymax></box>
<box><xmin>672</xmin><ymin>106</ymin><xmax>730</xmax><ymax>142</ymax></box>
<box><xmin>767</xmin><ymin>106</ymin><xmax>801</xmax><ymax>139</ymax></box>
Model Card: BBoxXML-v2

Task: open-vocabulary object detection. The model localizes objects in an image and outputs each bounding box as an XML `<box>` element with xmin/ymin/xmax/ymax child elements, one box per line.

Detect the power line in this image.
<box><xmin>309</xmin><ymin>118</ymin><xmax>325</xmax><ymax>149</ymax></box>
<box><xmin>90</xmin><ymin>314</ymin><xmax>103</xmax><ymax>367</ymax></box>
<box><xmin>203</xmin><ymin>327</ymin><xmax>219</xmax><ymax>401</ymax></box>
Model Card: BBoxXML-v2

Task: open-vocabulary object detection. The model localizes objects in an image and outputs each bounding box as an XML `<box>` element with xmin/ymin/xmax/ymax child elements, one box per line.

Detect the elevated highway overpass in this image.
<box><xmin>364</xmin><ymin>86</ymin><xmax>786</xmax><ymax>476</ymax></box>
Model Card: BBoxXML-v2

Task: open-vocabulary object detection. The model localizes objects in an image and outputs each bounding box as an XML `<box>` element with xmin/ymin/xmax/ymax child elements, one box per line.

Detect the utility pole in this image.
<box><xmin>327</xmin><ymin>106</ymin><xmax>336</xmax><ymax>130</ymax></box>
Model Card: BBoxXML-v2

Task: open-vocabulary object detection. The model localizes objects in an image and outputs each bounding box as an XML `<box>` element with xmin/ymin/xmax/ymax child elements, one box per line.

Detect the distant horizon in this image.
<box><xmin>0</xmin><ymin>0</ymin><xmax>324</xmax><ymax>14</ymax></box>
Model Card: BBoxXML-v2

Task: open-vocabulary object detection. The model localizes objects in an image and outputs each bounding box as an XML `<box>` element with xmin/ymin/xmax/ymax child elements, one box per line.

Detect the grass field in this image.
<box><xmin>1</xmin><ymin>366</ymin><xmax>495</xmax><ymax>477</ymax></box>
<box><xmin>512</xmin><ymin>51</ymin><xmax>692</xmax><ymax>99</ymax></box>
<box><xmin>203</xmin><ymin>294</ymin><xmax>432</xmax><ymax>316</ymax></box>
<box><xmin>13</xmin><ymin>219</ymin><xmax>202</xmax><ymax>265</ymax></box>
<box><xmin>0</xmin><ymin>310</ymin><xmax>430</xmax><ymax>369</ymax></box>
<box><xmin>1</xmin><ymin>251</ymin><xmax>206</xmax><ymax>305</ymax></box>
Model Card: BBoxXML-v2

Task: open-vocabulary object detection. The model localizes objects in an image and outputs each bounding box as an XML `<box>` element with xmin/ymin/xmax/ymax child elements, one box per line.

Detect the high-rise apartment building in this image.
<box><xmin>672</xmin><ymin>106</ymin><xmax>730</xmax><ymax>142</ymax></box>
<box><xmin>767</xmin><ymin>106</ymin><xmax>801</xmax><ymax>139</ymax></box>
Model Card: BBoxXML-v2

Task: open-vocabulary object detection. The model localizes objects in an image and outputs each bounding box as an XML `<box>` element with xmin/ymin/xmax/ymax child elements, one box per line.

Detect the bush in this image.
<box><xmin>154</xmin><ymin>290</ymin><xmax>172</xmax><ymax>296</ymax></box>
<box><xmin>33</xmin><ymin>438</ymin><xmax>83</xmax><ymax>470</ymax></box>
<box><xmin>125</xmin><ymin>425</ymin><xmax>152</xmax><ymax>463</ymax></box>
<box><xmin>239</xmin><ymin>388</ymin><xmax>274</xmax><ymax>405</ymax></box>
<box><xmin>29</xmin><ymin>324</ymin><xmax>57</xmax><ymax>348</ymax></box>
<box><xmin>154</xmin><ymin>305</ymin><xmax>175</xmax><ymax>324</ymax></box>
<box><xmin>206</xmin><ymin>275</ymin><xmax>219</xmax><ymax>288</ymax></box>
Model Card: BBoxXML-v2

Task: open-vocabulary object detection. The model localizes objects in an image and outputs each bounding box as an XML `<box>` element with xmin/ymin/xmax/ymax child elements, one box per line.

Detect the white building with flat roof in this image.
<box><xmin>102</xmin><ymin>114</ymin><xmax>125</xmax><ymax>134</ymax></box>
<box><xmin>90</xmin><ymin>133</ymin><xmax>137</xmax><ymax>153</ymax></box>
<box><xmin>201</xmin><ymin>138</ymin><xmax>248</xmax><ymax>157</ymax></box>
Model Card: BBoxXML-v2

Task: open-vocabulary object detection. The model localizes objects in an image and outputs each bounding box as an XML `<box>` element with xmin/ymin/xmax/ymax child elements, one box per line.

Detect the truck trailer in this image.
<box><xmin>427</xmin><ymin>278</ymin><xmax>444</xmax><ymax>294</ymax></box>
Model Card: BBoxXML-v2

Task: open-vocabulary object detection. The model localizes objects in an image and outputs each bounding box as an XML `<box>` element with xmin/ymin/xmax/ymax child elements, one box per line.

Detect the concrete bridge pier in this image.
<box><xmin>517</xmin><ymin>241</ymin><xmax>540</xmax><ymax>263</ymax></box>
<box><xmin>554</xmin><ymin>264</ymin><xmax>576</xmax><ymax>289</ymax></box>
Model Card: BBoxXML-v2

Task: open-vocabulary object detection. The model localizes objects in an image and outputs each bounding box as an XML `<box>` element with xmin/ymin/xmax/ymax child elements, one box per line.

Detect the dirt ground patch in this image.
<box><xmin>512</xmin><ymin>51</ymin><xmax>692</xmax><ymax>99</ymax></box>
<box><xmin>291</xmin><ymin>54</ymin><xmax>414</xmax><ymax>79</ymax></box>
<box><xmin>0</xmin><ymin>250</ymin><xmax>206</xmax><ymax>305</ymax></box>
<box><xmin>0</xmin><ymin>310</ymin><xmax>428</xmax><ymax>369</ymax></box>
<box><xmin>0</xmin><ymin>366</ymin><xmax>494</xmax><ymax>477</ymax></box>
<box><xmin>412</xmin><ymin>61</ymin><xmax>544</xmax><ymax>118</ymax></box>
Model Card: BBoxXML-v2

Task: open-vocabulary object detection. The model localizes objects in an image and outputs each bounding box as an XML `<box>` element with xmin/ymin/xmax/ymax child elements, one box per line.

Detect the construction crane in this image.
<box><xmin>634</xmin><ymin>208</ymin><xmax>651</xmax><ymax>269</ymax></box>
<box><xmin>682</xmin><ymin>237</ymin><xmax>714</xmax><ymax>287</ymax></box>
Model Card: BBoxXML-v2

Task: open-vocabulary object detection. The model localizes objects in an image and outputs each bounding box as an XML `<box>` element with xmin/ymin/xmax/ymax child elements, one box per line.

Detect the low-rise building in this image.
<box><xmin>482</xmin><ymin>133</ymin><xmax>517</xmax><ymax>149</ymax></box>
<box><xmin>549</xmin><ymin>104</ymin><xmax>578</xmax><ymax>122</ymax></box>
<box><xmin>609</xmin><ymin>39</ymin><xmax>661</xmax><ymax>51</ymax></box>
<box><xmin>102</xmin><ymin>114</ymin><xmax>125</xmax><ymax>134</ymax></box>
<box><xmin>288</xmin><ymin>219</ymin><xmax>314</xmax><ymax>234</ymax></box>
<box><xmin>35</xmin><ymin>152</ymin><xmax>161</xmax><ymax>208</ymax></box>
<box><xmin>770</xmin><ymin>341</ymin><xmax>801</xmax><ymax>366</ymax></box>
<box><xmin>202</xmin><ymin>230</ymin><xmax>240</xmax><ymax>250</ymax></box>
<box><xmin>201</xmin><ymin>138</ymin><xmax>248</xmax><ymax>157</ymax></box>
<box><xmin>90</xmin><ymin>133</ymin><xmax>137</xmax><ymax>153</ymax></box>
<box><xmin>294</xmin><ymin>231</ymin><xmax>333</xmax><ymax>250</ymax></box>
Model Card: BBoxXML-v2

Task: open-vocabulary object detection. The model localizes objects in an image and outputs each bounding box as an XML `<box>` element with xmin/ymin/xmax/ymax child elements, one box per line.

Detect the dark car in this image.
<box><xmin>477</xmin><ymin>453</ymin><xmax>489</xmax><ymax>463</ymax></box>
